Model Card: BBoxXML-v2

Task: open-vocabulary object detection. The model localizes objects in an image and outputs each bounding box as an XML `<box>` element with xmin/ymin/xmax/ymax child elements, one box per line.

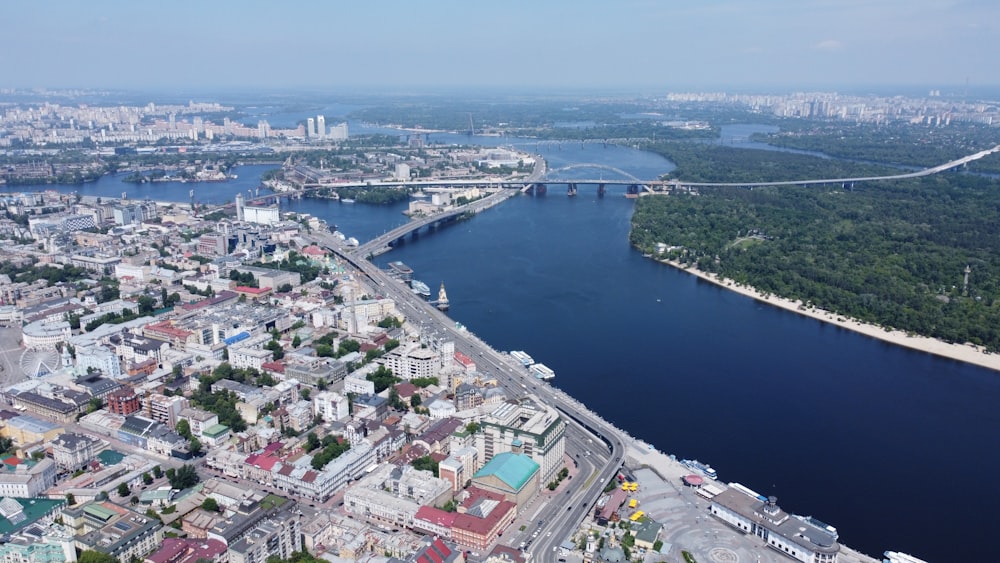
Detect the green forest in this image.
<box><xmin>751</xmin><ymin>121</ymin><xmax>1000</xmax><ymax>173</ymax></box>
<box><xmin>630</xmin><ymin>152</ymin><xmax>1000</xmax><ymax>351</ymax></box>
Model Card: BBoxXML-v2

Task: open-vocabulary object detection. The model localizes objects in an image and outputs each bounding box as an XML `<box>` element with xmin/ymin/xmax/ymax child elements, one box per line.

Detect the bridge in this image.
<box><xmin>353</xmin><ymin>188</ymin><xmax>518</xmax><ymax>257</ymax></box>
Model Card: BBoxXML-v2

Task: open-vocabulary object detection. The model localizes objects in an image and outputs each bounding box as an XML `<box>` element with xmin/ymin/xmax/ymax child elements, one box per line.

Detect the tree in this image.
<box><xmin>79</xmin><ymin>550</ymin><xmax>118</xmax><ymax>563</ymax></box>
<box><xmin>168</xmin><ymin>464</ymin><xmax>199</xmax><ymax>489</ymax></box>
<box><xmin>142</xmin><ymin>472</ymin><xmax>153</xmax><ymax>485</ymax></box>
<box><xmin>292</xmin><ymin>335</ymin><xmax>301</xmax><ymax>348</ymax></box>
<box><xmin>65</xmin><ymin>492</ymin><xmax>75</xmax><ymax>505</ymax></box>
<box><xmin>202</xmin><ymin>497</ymin><xmax>220</xmax><ymax>512</ymax></box>
<box><xmin>189</xmin><ymin>437</ymin><xmax>202</xmax><ymax>456</ymax></box>
<box><xmin>152</xmin><ymin>465</ymin><xmax>163</xmax><ymax>479</ymax></box>
<box><xmin>176</xmin><ymin>419</ymin><xmax>192</xmax><ymax>440</ymax></box>
<box><xmin>117</xmin><ymin>482</ymin><xmax>130</xmax><ymax>497</ymax></box>
<box><xmin>300</xmin><ymin>388</ymin><xmax>311</xmax><ymax>401</ymax></box>
<box><xmin>412</xmin><ymin>455</ymin><xmax>439</xmax><ymax>477</ymax></box>
<box><xmin>87</xmin><ymin>397</ymin><xmax>104</xmax><ymax>413</ymax></box>
<box><xmin>410</xmin><ymin>393</ymin><xmax>422</xmax><ymax>407</ymax></box>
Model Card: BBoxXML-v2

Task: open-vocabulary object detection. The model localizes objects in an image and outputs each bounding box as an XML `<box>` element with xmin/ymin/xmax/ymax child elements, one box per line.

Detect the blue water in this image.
<box><xmin>9</xmin><ymin>128</ymin><xmax>996</xmax><ymax>561</ymax></box>
<box><xmin>8</xmin><ymin>164</ymin><xmax>281</xmax><ymax>205</ymax></box>
<box><xmin>364</xmin><ymin>186</ymin><xmax>998</xmax><ymax>563</ymax></box>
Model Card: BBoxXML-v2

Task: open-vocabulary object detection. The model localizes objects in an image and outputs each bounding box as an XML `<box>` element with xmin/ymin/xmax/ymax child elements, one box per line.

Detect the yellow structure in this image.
<box><xmin>628</xmin><ymin>499</ymin><xmax>638</xmax><ymax>509</ymax></box>
<box><xmin>630</xmin><ymin>510</ymin><xmax>645</xmax><ymax>522</ymax></box>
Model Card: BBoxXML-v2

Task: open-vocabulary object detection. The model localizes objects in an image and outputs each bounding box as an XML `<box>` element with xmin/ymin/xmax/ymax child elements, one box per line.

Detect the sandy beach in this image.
<box><xmin>657</xmin><ymin>258</ymin><xmax>1000</xmax><ymax>373</ymax></box>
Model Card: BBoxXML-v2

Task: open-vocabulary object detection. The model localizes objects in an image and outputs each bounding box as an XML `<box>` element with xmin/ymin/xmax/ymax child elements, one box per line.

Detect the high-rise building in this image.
<box><xmin>306</xmin><ymin>118</ymin><xmax>315</xmax><ymax>138</ymax></box>
<box><xmin>235</xmin><ymin>193</ymin><xmax>245</xmax><ymax>221</ymax></box>
<box><xmin>316</xmin><ymin>115</ymin><xmax>325</xmax><ymax>138</ymax></box>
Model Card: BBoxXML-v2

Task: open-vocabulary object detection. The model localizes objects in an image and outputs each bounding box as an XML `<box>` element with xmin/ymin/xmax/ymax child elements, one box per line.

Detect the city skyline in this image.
<box><xmin>4</xmin><ymin>0</ymin><xmax>998</xmax><ymax>93</ymax></box>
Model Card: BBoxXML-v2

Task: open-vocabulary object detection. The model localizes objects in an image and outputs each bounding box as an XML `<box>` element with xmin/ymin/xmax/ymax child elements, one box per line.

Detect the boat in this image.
<box><xmin>389</xmin><ymin>261</ymin><xmax>414</xmax><ymax>281</ymax></box>
<box><xmin>510</xmin><ymin>351</ymin><xmax>535</xmax><ymax>366</ymax></box>
<box><xmin>341</xmin><ymin>198</ymin><xmax>356</xmax><ymax>204</ymax></box>
<box><xmin>680</xmin><ymin>459</ymin><xmax>718</xmax><ymax>480</ymax></box>
<box><xmin>345</xmin><ymin>237</ymin><xmax>359</xmax><ymax>247</ymax></box>
<box><xmin>531</xmin><ymin>363</ymin><xmax>555</xmax><ymax>380</ymax></box>
<box><xmin>883</xmin><ymin>552</ymin><xmax>930</xmax><ymax>563</ymax></box>
<box><xmin>410</xmin><ymin>280</ymin><xmax>431</xmax><ymax>299</ymax></box>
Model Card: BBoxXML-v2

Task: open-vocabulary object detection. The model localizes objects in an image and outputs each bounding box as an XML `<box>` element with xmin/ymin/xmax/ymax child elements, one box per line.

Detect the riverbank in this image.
<box><xmin>655</xmin><ymin>257</ymin><xmax>1000</xmax><ymax>373</ymax></box>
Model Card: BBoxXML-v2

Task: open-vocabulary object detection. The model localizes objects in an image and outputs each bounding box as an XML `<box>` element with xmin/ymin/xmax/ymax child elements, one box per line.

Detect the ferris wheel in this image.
<box><xmin>19</xmin><ymin>348</ymin><xmax>61</xmax><ymax>379</ymax></box>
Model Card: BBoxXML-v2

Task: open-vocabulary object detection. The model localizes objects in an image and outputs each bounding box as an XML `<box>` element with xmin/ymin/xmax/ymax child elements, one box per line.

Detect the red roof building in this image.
<box><xmin>107</xmin><ymin>387</ymin><xmax>142</xmax><ymax>416</ymax></box>
<box><xmin>414</xmin><ymin>505</ymin><xmax>457</xmax><ymax>538</ymax></box>
<box><xmin>143</xmin><ymin>537</ymin><xmax>226</xmax><ymax>563</ymax></box>
<box><xmin>450</xmin><ymin>487</ymin><xmax>517</xmax><ymax>551</ymax></box>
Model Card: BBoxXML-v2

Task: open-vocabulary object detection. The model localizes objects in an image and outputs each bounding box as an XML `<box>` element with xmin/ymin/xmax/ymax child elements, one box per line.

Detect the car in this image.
<box><xmin>567</xmin><ymin>505</ymin><xmax>572</xmax><ymax>511</ymax></box>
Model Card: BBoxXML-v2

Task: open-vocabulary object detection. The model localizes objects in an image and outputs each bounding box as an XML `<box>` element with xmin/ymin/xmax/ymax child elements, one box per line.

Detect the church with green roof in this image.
<box><xmin>471</xmin><ymin>451</ymin><xmax>540</xmax><ymax>508</ymax></box>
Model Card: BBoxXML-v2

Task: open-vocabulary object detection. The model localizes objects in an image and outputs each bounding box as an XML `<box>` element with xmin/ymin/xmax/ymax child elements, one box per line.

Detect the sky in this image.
<box><xmin>4</xmin><ymin>0</ymin><xmax>998</xmax><ymax>93</ymax></box>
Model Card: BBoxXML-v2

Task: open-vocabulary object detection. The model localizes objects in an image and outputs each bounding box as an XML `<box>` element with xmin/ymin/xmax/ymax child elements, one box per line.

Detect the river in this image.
<box><xmin>14</xmin><ymin>127</ymin><xmax>996</xmax><ymax>562</ymax></box>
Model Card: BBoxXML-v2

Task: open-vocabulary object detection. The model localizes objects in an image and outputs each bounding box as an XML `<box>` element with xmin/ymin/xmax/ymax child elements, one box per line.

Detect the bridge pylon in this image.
<box><xmin>567</xmin><ymin>183</ymin><xmax>577</xmax><ymax>196</ymax></box>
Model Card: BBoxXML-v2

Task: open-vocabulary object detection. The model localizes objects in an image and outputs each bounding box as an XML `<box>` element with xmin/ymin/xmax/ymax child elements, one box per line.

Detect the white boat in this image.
<box><xmin>510</xmin><ymin>350</ymin><xmax>534</xmax><ymax>366</ymax></box>
<box><xmin>681</xmin><ymin>459</ymin><xmax>718</xmax><ymax>480</ymax></box>
<box><xmin>531</xmin><ymin>363</ymin><xmax>555</xmax><ymax>380</ymax></box>
<box><xmin>883</xmin><ymin>552</ymin><xmax>930</xmax><ymax>563</ymax></box>
<box><xmin>341</xmin><ymin>198</ymin><xmax>356</xmax><ymax>204</ymax></box>
<box><xmin>410</xmin><ymin>280</ymin><xmax>431</xmax><ymax>299</ymax></box>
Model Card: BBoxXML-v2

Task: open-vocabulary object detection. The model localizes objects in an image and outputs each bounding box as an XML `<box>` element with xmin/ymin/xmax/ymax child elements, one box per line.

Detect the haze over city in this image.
<box><xmin>5</xmin><ymin>0</ymin><xmax>999</xmax><ymax>92</ymax></box>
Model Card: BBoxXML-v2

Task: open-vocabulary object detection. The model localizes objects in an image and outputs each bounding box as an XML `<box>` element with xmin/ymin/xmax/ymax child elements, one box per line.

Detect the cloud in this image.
<box><xmin>813</xmin><ymin>39</ymin><xmax>844</xmax><ymax>52</ymax></box>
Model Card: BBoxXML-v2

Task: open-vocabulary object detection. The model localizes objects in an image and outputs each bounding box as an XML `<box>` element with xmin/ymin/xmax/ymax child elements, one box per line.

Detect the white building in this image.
<box><xmin>230</xmin><ymin>346</ymin><xmax>273</xmax><ymax>371</ymax></box>
<box><xmin>75</xmin><ymin>345</ymin><xmax>123</xmax><ymax>379</ymax></box>
<box><xmin>313</xmin><ymin>391</ymin><xmax>349</xmax><ymax>422</ymax></box>
<box><xmin>242</xmin><ymin>205</ymin><xmax>280</xmax><ymax>226</ymax></box>
<box><xmin>709</xmin><ymin>488</ymin><xmax>840</xmax><ymax>563</ymax></box>
<box><xmin>0</xmin><ymin>458</ymin><xmax>57</xmax><ymax>497</ymax></box>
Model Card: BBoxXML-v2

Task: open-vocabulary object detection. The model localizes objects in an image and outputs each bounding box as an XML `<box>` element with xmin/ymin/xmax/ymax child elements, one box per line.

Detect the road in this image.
<box><xmin>309</xmin><ymin>229</ymin><xmax>626</xmax><ymax>560</ymax></box>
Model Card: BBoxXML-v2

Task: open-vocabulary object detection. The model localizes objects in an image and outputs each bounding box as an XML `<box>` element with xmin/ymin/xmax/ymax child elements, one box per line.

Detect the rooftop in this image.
<box><xmin>472</xmin><ymin>452</ymin><xmax>539</xmax><ymax>492</ymax></box>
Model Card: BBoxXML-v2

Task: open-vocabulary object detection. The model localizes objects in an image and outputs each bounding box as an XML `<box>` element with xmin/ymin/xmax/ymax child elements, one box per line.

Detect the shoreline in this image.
<box><xmin>655</xmin><ymin>257</ymin><xmax>1000</xmax><ymax>373</ymax></box>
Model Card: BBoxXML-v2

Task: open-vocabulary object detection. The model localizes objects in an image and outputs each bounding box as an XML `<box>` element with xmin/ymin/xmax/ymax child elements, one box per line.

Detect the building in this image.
<box><xmin>106</xmin><ymin>387</ymin><xmax>141</xmax><ymax>416</ymax></box>
<box><xmin>312</xmin><ymin>391</ymin><xmax>349</xmax><ymax>422</ymax></box>
<box><xmin>145</xmin><ymin>393</ymin><xmax>189</xmax><ymax>428</ymax></box>
<box><xmin>382</xmin><ymin>345</ymin><xmax>439</xmax><ymax>380</ymax></box>
<box><xmin>242</xmin><ymin>205</ymin><xmax>280</xmax><ymax>226</ymax></box>
<box><xmin>0</xmin><ymin>523</ymin><xmax>78</xmax><ymax>563</ymax></box>
<box><xmin>21</xmin><ymin>320</ymin><xmax>71</xmax><ymax>351</ymax></box>
<box><xmin>75</xmin><ymin>345</ymin><xmax>123</xmax><ymax>379</ymax></box>
<box><xmin>343</xmin><ymin>464</ymin><xmax>452</xmax><ymax>529</ymax></box>
<box><xmin>143</xmin><ymin>537</ymin><xmax>227</xmax><ymax>563</ymax></box>
<box><xmin>316</xmin><ymin>115</ymin><xmax>326</xmax><ymax>139</ymax></box>
<box><xmin>51</xmin><ymin>433</ymin><xmax>102</xmax><ymax>471</ymax></box>
<box><xmin>64</xmin><ymin>502</ymin><xmax>163</xmax><ymax>563</ymax></box>
<box><xmin>450</xmin><ymin>487</ymin><xmax>516</xmax><ymax>551</ymax></box>
<box><xmin>408</xmin><ymin>536</ymin><xmax>464</xmax><ymax>563</ymax></box>
<box><xmin>11</xmin><ymin>392</ymin><xmax>79</xmax><ymax>424</ymax></box>
<box><xmin>476</xmin><ymin>399</ymin><xmax>565</xmax><ymax>482</ymax></box>
<box><xmin>227</xmin><ymin>510</ymin><xmax>302</xmax><ymax>563</ymax></box>
<box><xmin>709</xmin><ymin>488</ymin><xmax>840</xmax><ymax>563</ymax></box>
<box><xmin>230</xmin><ymin>265</ymin><xmax>300</xmax><ymax>290</ymax></box>
<box><xmin>229</xmin><ymin>346</ymin><xmax>273</xmax><ymax>371</ymax></box>
<box><xmin>470</xmin><ymin>452</ymin><xmax>539</xmax><ymax>509</ymax></box>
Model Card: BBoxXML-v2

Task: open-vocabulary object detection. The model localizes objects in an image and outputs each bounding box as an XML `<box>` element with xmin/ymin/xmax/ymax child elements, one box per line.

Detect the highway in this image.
<box><xmin>309</xmin><ymin>229</ymin><xmax>626</xmax><ymax>560</ymax></box>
